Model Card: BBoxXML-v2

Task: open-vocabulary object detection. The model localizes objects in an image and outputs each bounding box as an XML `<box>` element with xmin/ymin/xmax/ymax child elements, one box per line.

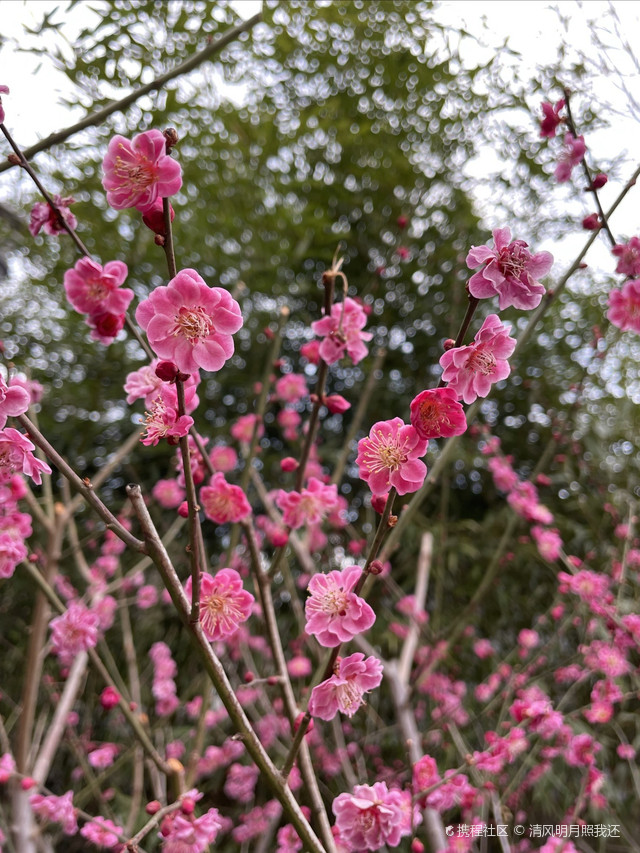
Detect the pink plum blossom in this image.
<box><xmin>231</xmin><ymin>413</ymin><xmax>264</xmax><ymax>444</ymax></box>
<box><xmin>88</xmin><ymin>744</ymin><xmax>119</xmax><ymax>769</ymax></box>
<box><xmin>29</xmin><ymin>196</ymin><xmax>77</xmax><ymax>237</ymax></box>
<box><xmin>555</xmin><ymin>132</ymin><xmax>586</xmax><ymax>183</ymax></box>
<box><xmin>85</xmin><ymin>310</ymin><xmax>127</xmax><ymax>345</ymax></box>
<box><xmin>80</xmin><ymin>816</ymin><xmax>123</xmax><ymax>848</ymax></box>
<box><xmin>607</xmin><ymin>279</ymin><xmax>640</xmax><ymax>334</ymax></box>
<box><xmin>332</xmin><ymin>782</ymin><xmax>415</xmax><ymax>851</ymax></box>
<box><xmin>142</xmin><ymin>196</ymin><xmax>174</xmax><ymax>235</ymax></box>
<box><xmin>102</xmin><ymin>128</ymin><xmax>182</xmax><ymax>212</ymax></box>
<box><xmin>539</xmin><ymin>99</ymin><xmax>565</xmax><ymax>138</ymax></box>
<box><xmin>308</xmin><ymin>653</ymin><xmax>383</xmax><ymax>718</ymax></box>
<box><xmin>124</xmin><ymin>359</ymin><xmax>200</xmax><ymax>412</ymax></box>
<box><xmin>0</xmin><ymin>85</ymin><xmax>9</xmax><ymax>124</ymax></box>
<box><xmin>200</xmin><ymin>472</ymin><xmax>251</xmax><ymax>524</ymax></box>
<box><xmin>50</xmin><ymin>603</ymin><xmax>99</xmax><ymax>661</ymax></box>
<box><xmin>507</xmin><ymin>481</ymin><xmax>553</xmax><ymax>525</ymax></box>
<box><xmin>136</xmin><ymin>269</ymin><xmax>243</xmax><ymax>375</ymax></box>
<box><xmin>311</xmin><ymin>296</ymin><xmax>372</xmax><ymax>365</ymax></box>
<box><xmin>152</xmin><ymin>478</ymin><xmax>185</xmax><ymax>508</ymax></box>
<box><xmin>0</xmin><ymin>375</ymin><xmax>30</xmax><ymax>428</ymax></box>
<box><xmin>409</xmin><ymin>387</ymin><xmax>467</xmax><ymax>440</ymax></box>
<box><xmin>612</xmin><ymin>237</ymin><xmax>640</xmax><ymax>277</ymax></box>
<box><xmin>209</xmin><ymin>444</ymin><xmax>238</xmax><ymax>472</ymax></box>
<box><xmin>0</xmin><ymin>533</ymin><xmax>27</xmax><ymax>579</ymax></box>
<box><xmin>224</xmin><ymin>763</ymin><xmax>259</xmax><ymax>803</ymax></box>
<box><xmin>29</xmin><ymin>791</ymin><xmax>78</xmax><ymax>835</ymax></box>
<box><xmin>0</xmin><ymin>428</ymin><xmax>51</xmax><ymax>485</ymax></box>
<box><xmin>0</xmin><ymin>752</ymin><xmax>16</xmax><ymax>783</ymax></box>
<box><xmin>356</xmin><ymin>417</ymin><xmax>428</xmax><ymax>496</ymax></box>
<box><xmin>300</xmin><ymin>339</ymin><xmax>321</xmax><ymax>364</ymax></box>
<box><xmin>158</xmin><ymin>808</ymin><xmax>222</xmax><ymax>851</ymax></box>
<box><xmin>305</xmin><ymin>565</ymin><xmax>375</xmax><ymax>647</ymax></box>
<box><xmin>63</xmin><ymin>258</ymin><xmax>133</xmax><ymax>318</ymax></box>
<box><xmin>140</xmin><ymin>393</ymin><xmax>193</xmax><ymax>446</ymax></box>
<box><xmin>466</xmin><ymin>227</ymin><xmax>553</xmax><ymax>310</ymax></box>
<box><xmin>276</xmin><ymin>478</ymin><xmax>338</xmax><ymax>529</ymax></box>
<box><xmin>275</xmin><ymin>373</ymin><xmax>308</xmax><ymax>403</ymax></box>
<box><xmin>487</xmin><ymin>455</ymin><xmax>518</xmax><ymax>492</ymax></box>
<box><xmin>439</xmin><ymin>314</ymin><xmax>516</xmax><ymax>404</ymax></box>
<box><xmin>186</xmin><ymin>569</ymin><xmax>254</xmax><ymax>642</ymax></box>
<box><xmin>531</xmin><ymin>525</ymin><xmax>562</xmax><ymax>561</ymax></box>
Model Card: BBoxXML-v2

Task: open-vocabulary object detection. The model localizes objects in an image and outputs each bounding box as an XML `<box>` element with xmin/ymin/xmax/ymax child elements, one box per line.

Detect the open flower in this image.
<box><xmin>64</xmin><ymin>258</ymin><xmax>133</xmax><ymax>317</ymax></box>
<box><xmin>185</xmin><ymin>569</ymin><xmax>254</xmax><ymax>642</ymax></box>
<box><xmin>466</xmin><ymin>227</ymin><xmax>553</xmax><ymax>311</ymax></box>
<box><xmin>356</xmin><ymin>417</ymin><xmax>427</xmax><ymax>496</ymax></box>
<box><xmin>308</xmin><ymin>653</ymin><xmax>383</xmax><ymax>719</ymax></box>
<box><xmin>311</xmin><ymin>297</ymin><xmax>372</xmax><ymax>365</ymax></box>
<box><xmin>276</xmin><ymin>478</ymin><xmax>338</xmax><ymax>529</ymax></box>
<box><xmin>200</xmin><ymin>472</ymin><xmax>251</xmax><ymax>524</ymax></box>
<box><xmin>607</xmin><ymin>280</ymin><xmax>640</xmax><ymax>334</ymax></box>
<box><xmin>29</xmin><ymin>196</ymin><xmax>77</xmax><ymax>237</ymax></box>
<box><xmin>409</xmin><ymin>387</ymin><xmax>467</xmax><ymax>440</ymax></box>
<box><xmin>136</xmin><ymin>268</ymin><xmax>243</xmax><ymax>375</ymax></box>
<box><xmin>140</xmin><ymin>392</ymin><xmax>193</xmax><ymax>446</ymax></box>
<box><xmin>305</xmin><ymin>565</ymin><xmax>375</xmax><ymax>647</ymax></box>
<box><xmin>333</xmin><ymin>782</ymin><xmax>415</xmax><ymax>851</ymax></box>
<box><xmin>439</xmin><ymin>314</ymin><xmax>516</xmax><ymax>404</ymax></box>
<box><xmin>102</xmin><ymin>128</ymin><xmax>182</xmax><ymax>211</ymax></box>
<box><xmin>50</xmin><ymin>603</ymin><xmax>99</xmax><ymax>661</ymax></box>
<box><xmin>612</xmin><ymin>237</ymin><xmax>640</xmax><ymax>277</ymax></box>
<box><xmin>0</xmin><ymin>376</ymin><xmax>30</xmax><ymax>428</ymax></box>
<box><xmin>0</xmin><ymin>428</ymin><xmax>51</xmax><ymax>485</ymax></box>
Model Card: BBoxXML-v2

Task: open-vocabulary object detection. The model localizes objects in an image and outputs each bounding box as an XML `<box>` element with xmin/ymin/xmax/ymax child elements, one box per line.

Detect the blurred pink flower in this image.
<box><xmin>308</xmin><ymin>653</ymin><xmax>383</xmax><ymax>718</ymax></box>
<box><xmin>531</xmin><ymin>525</ymin><xmax>562</xmax><ymax>561</ymax></box>
<box><xmin>50</xmin><ymin>603</ymin><xmax>99</xmax><ymax>660</ymax></box>
<box><xmin>276</xmin><ymin>478</ymin><xmax>338</xmax><ymax>529</ymax></box>
<box><xmin>231</xmin><ymin>413</ymin><xmax>263</xmax><ymax>444</ymax></box>
<box><xmin>305</xmin><ymin>565</ymin><xmax>375</xmax><ymax>647</ymax></box>
<box><xmin>311</xmin><ymin>297</ymin><xmax>372</xmax><ymax>365</ymax></box>
<box><xmin>186</xmin><ymin>569</ymin><xmax>254</xmax><ymax>642</ymax></box>
<box><xmin>209</xmin><ymin>444</ymin><xmax>238</xmax><ymax>472</ymax></box>
<box><xmin>29</xmin><ymin>196</ymin><xmax>77</xmax><ymax>237</ymax></box>
<box><xmin>159</xmin><ymin>808</ymin><xmax>222</xmax><ymax>851</ymax></box>
<box><xmin>29</xmin><ymin>791</ymin><xmax>77</xmax><ymax>835</ymax></box>
<box><xmin>0</xmin><ymin>375</ymin><xmax>30</xmax><ymax>428</ymax></box>
<box><xmin>80</xmin><ymin>816</ymin><xmax>123</xmax><ymax>848</ymax></box>
<box><xmin>102</xmin><ymin>129</ymin><xmax>182</xmax><ymax>211</ymax></box>
<box><xmin>409</xmin><ymin>387</ymin><xmax>467</xmax><ymax>440</ymax></box>
<box><xmin>200</xmin><ymin>472</ymin><xmax>251</xmax><ymax>524</ymax></box>
<box><xmin>466</xmin><ymin>227</ymin><xmax>552</xmax><ymax>310</ymax></box>
<box><xmin>611</xmin><ymin>237</ymin><xmax>640</xmax><ymax>277</ymax></box>
<box><xmin>0</xmin><ymin>533</ymin><xmax>27</xmax><ymax>580</ymax></box>
<box><xmin>275</xmin><ymin>373</ymin><xmax>307</xmax><ymax>403</ymax></box>
<box><xmin>136</xmin><ymin>269</ymin><xmax>243</xmax><ymax>375</ymax></box>
<box><xmin>356</xmin><ymin>417</ymin><xmax>427</xmax><ymax>496</ymax></box>
<box><xmin>607</xmin><ymin>279</ymin><xmax>640</xmax><ymax>334</ymax></box>
<box><xmin>555</xmin><ymin>132</ymin><xmax>586</xmax><ymax>183</ymax></box>
<box><xmin>88</xmin><ymin>744</ymin><xmax>119</xmax><ymax>769</ymax></box>
<box><xmin>539</xmin><ymin>98</ymin><xmax>565</xmax><ymax>138</ymax></box>
<box><xmin>440</xmin><ymin>314</ymin><xmax>516</xmax><ymax>404</ymax></box>
<box><xmin>152</xmin><ymin>478</ymin><xmax>185</xmax><ymax>509</ymax></box>
<box><xmin>63</xmin><ymin>258</ymin><xmax>133</xmax><ymax>317</ymax></box>
<box><xmin>0</xmin><ymin>428</ymin><xmax>51</xmax><ymax>485</ymax></box>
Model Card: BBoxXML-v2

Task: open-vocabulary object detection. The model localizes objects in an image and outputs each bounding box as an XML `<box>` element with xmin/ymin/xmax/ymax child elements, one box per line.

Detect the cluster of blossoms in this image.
<box><xmin>150</xmin><ymin>641</ymin><xmax>179</xmax><ymax>717</ymax></box>
<box><xmin>64</xmin><ymin>257</ymin><xmax>134</xmax><ymax>344</ymax></box>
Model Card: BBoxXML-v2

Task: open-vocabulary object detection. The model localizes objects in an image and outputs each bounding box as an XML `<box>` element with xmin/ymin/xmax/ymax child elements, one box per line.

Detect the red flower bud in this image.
<box><xmin>591</xmin><ymin>173</ymin><xmax>608</xmax><ymax>189</ymax></box>
<box><xmin>371</xmin><ymin>494</ymin><xmax>389</xmax><ymax>514</ymax></box>
<box><xmin>582</xmin><ymin>213</ymin><xmax>600</xmax><ymax>230</ymax></box>
<box><xmin>142</xmin><ymin>197</ymin><xmax>175</xmax><ymax>235</ymax></box>
<box><xmin>443</xmin><ymin>338</ymin><xmax>456</xmax><ymax>350</ymax></box>
<box><xmin>397</xmin><ymin>215</ymin><xmax>408</xmax><ymax>229</ymax></box>
<box><xmin>146</xmin><ymin>800</ymin><xmax>162</xmax><ymax>815</ymax></box>
<box><xmin>281</xmin><ymin>457</ymin><xmax>299</xmax><ymax>472</ymax></box>
<box><xmin>177</xmin><ymin>501</ymin><xmax>189</xmax><ymax>518</ymax></box>
<box><xmin>324</xmin><ymin>394</ymin><xmax>351</xmax><ymax>414</ymax></box>
<box><xmin>155</xmin><ymin>360</ymin><xmax>180</xmax><ymax>382</ymax></box>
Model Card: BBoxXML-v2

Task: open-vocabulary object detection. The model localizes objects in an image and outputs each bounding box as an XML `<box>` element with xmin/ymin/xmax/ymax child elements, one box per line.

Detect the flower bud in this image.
<box><xmin>281</xmin><ymin>457</ymin><xmax>299</xmax><ymax>472</ymax></box>
<box><xmin>178</xmin><ymin>501</ymin><xmax>189</xmax><ymax>518</ymax></box>
<box><xmin>443</xmin><ymin>338</ymin><xmax>456</xmax><ymax>350</ymax></box>
<box><xmin>370</xmin><ymin>493</ymin><xmax>389</xmax><ymax>514</ymax></box>
<box><xmin>324</xmin><ymin>394</ymin><xmax>351</xmax><ymax>414</ymax></box>
<box><xmin>582</xmin><ymin>213</ymin><xmax>600</xmax><ymax>230</ymax></box>
<box><xmin>155</xmin><ymin>360</ymin><xmax>180</xmax><ymax>382</ymax></box>
<box><xmin>100</xmin><ymin>686</ymin><xmax>121</xmax><ymax>710</ymax></box>
<box><xmin>397</xmin><ymin>215</ymin><xmax>408</xmax><ymax>229</ymax></box>
<box><xmin>368</xmin><ymin>559</ymin><xmax>385</xmax><ymax>575</ymax></box>
<box><xmin>591</xmin><ymin>173</ymin><xmax>608</xmax><ymax>189</ymax></box>
<box><xmin>163</xmin><ymin>127</ymin><xmax>179</xmax><ymax>150</ymax></box>
<box><xmin>142</xmin><ymin>197</ymin><xmax>175</xmax><ymax>235</ymax></box>
<box><xmin>146</xmin><ymin>800</ymin><xmax>162</xmax><ymax>815</ymax></box>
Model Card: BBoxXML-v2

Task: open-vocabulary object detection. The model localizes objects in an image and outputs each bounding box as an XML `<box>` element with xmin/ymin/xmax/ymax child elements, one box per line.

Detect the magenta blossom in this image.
<box><xmin>50</xmin><ymin>603</ymin><xmax>100</xmax><ymax>661</ymax></box>
<box><xmin>185</xmin><ymin>569</ymin><xmax>254</xmax><ymax>642</ymax></box>
<box><xmin>64</xmin><ymin>258</ymin><xmax>133</xmax><ymax>317</ymax></box>
<box><xmin>308</xmin><ymin>653</ymin><xmax>383</xmax><ymax>719</ymax></box>
<box><xmin>356</xmin><ymin>417</ymin><xmax>427</xmax><ymax>496</ymax></box>
<box><xmin>0</xmin><ymin>533</ymin><xmax>27</xmax><ymax>580</ymax></box>
<box><xmin>439</xmin><ymin>314</ymin><xmax>516</xmax><ymax>404</ymax></box>
<box><xmin>136</xmin><ymin>268</ymin><xmax>243</xmax><ymax>375</ymax></box>
<box><xmin>29</xmin><ymin>791</ymin><xmax>78</xmax><ymax>835</ymax></box>
<box><xmin>140</xmin><ymin>393</ymin><xmax>193</xmax><ymax>446</ymax></box>
<box><xmin>531</xmin><ymin>525</ymin><xmax>562</xmax><ymax>561</ymax></box>
<box><xmin>305</xmin><ymin>565</ymin><xmax>375</xmax><ymax>647</ymax></box>
<box><xmin>607</xmin><ymin>280</ymin><xmax>640</xmax><ymax>334</ymax></box>
<box><xmin>311</xmin><ymin>296</ymin><xmax>372</xmax><ymax>365</ymax></box>
<box><xmin>612</xmin><ymin>237</ymin><xmax>640</xmax><ymax>277</ymax></box>
<box><xmin>0</xmin><ymin>85</ymin><xmax>9</xmax><ymax>124</ymax></box>
<box><xmin>200</xmin><ymin>472</ymin><xmax>251</xmax><ymax>524</ymax></box>
<box><xmin>158</xmin><ymin>808</ymin><xmax>222</xmax><ymax>851</ymax></box>
<box><xmin>276</xmin><ymin>478</ymin><xmax>338</xmax><ymax>529</ymax></box>
<box><xmin>29</xmin><ymin>196</ymin><xmax>78</xmax><ymax>237</ymax></box>
<box><xmin>0</xmin><ymin>375</ymin><xmax>30</xmax><ymax>428</ymax></box>
<box><xmin>409</xmin><ymin>387</ymin><xmax>467</xmax><ymax>440</ymax></box>
<box><xmin>555</xmin><ymin>132</ymin><xmax>586</xmax><ymax>183</ymax></box>
<box><xmin>332</xmin><ymin>782</ymin><xmax>416</xmax><ymax>851</ymax></box>
<box><xmin>539</xmin><ymin>99</ymin><xmax>565</xmax><ymax>138</ymax></box>
<box><xmin>80</xmin><ymin>816</ymin><xmax>123</xmax><ymax>848</ymax></box>
<box><xmin>0</xmin><ymin>428</ymin><xmax>51</xmax><ymax>485</ymax></box>
<box><xmin>102</xmin><ymin>128</ymin><xmax>182</xmax><ymax>212</ymax></box>
<box><xmin>467</xmin><ymin>227</ymin><xmax>553</xmax><ymax>310</ymax></box>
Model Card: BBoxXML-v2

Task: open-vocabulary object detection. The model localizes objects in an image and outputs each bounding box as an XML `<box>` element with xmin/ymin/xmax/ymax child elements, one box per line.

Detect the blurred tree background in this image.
<box><xmin>1</xmin><ymin>0</ymin><xmax>639</xmax><ymax>846</ymax></box>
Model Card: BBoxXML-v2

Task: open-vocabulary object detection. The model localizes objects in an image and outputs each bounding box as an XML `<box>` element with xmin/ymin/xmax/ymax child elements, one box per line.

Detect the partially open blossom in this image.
<box><xmin>64</xmin><ymin>258</ymin><xmax>133</xmax><ymax>317</ymax></box>
<box><xmin>0</xmin><ymin>375</ymin><xmax>30</xmax><ymax>428</ymax></box>
<box><xmin>142</xmin><ymin>196</ymin><xmax>175</xmax><ymax>235</ymax></box>
<box><xmin>0</xmin><ymin>428</ymin><xmax>51</xmax><ymax>485</ymax></box>
<box><xmin>466</xmin><ymin>227</ymin><xmax>552</xmax><ymax>311</ymax></box>
<box><xmin>140</xmin><ymin>393</ymin><xmax>193</xmax><ymax>446</ymax></box>
<box><xmin>582</xmin><ymin>214</ymin><xmax>600</xmax><ymax>231</ymax></box>
<box><xmin>356</xmin><ymin>417</ymin><xmax>427</xmax><ymax>496</ymax></box>
<box><xmin>159</xmin><ymin>807</ymin><xmax>222</xmax><ymax>852</ymax></box>
<box><xmin>607</xmin><ymin>280</ymin><xmax>640</xmax><ymax>334</ymax></box>
<box><xmin>333</xmin><ymin>782</ymin><xmax>416</xmax><ymax>851</ymax></box>
<box><xmin>439</xmin><ymin>314</ymin><xmax>516</xmax><ymax>404</ymax></box>
<box><xmin>86</xmin><ymin>311</ymin><xmax>127</xmax><ymax>345</ymax></box>
<box><xmin>409</xmin><ymin>387</ymin><xmax>467</xmax><ymax>440</ymax></box>
<box><xmin>200</xmin><ymin>472</ymin><xmax>251</xmax><ymax>524</ymax></box>
<box><xmin>311</xmin><ymin>297</ymin><xmax>372</xmax><ymax>365</ymax></box>
<box><xmin>80</xmin><ymin>816</ymin><xmax>123</xmax><ymax>849</ymax></box>
<box><xmin>100</xmin><ymin>686</ymin><xmax>121</xmax><ymax>710</ymax></box>
<box><xmin>308</xmin><ymin>653</ymin><xmax>383</xmax><ymax>718</ymax></box>
<box><xmin>29</xmin><ymin>196</ymin><xmax>77</xmax><ymax>237</ymax></box>
<box><xmin>29</xmin><ymin>791</ymin><xmax>77</xmax><ymax>835</ymax></box>
<box><xmin>276</xmin><ymin>478</ymin><xmax>338</xmax><ymax>529</ymax></box>
<box><xmin>136</xmin><ymin>268</ymin><xmax>243</xmax><ymax>375</ymax></box>
<box><xmin>539</xmin><ymin>99</ymin><xmax>565</xmax><ymax>138</ymax></box>
<box><xmin>324</xmin><ymin>394</ymin><xmax>351</xmax><ymax>414</ymax></box>
<box><xmin>186</xmin><ymin>569</ymin><xmax>254</xmax><ymax>642</ymax></box>
<box><xmin>611</xmin><ymin>237</ymin><xmax>640</xmax><ymax>277</ymax></box>
<box><xmin>305</xmin><ymin>565</ymin><xmax>375</xmax><ymax>647</ymax></box>
<box><xmin>555</xmin><ymin>133</ymin><xmax>586</xmax><ymax>183</ymax></box>
<box><xmin>0</xmin><ymin>85</ymin><xmax>9</xmax><ymax>124</ymax></box>
<box><xmin>50</xmin><ymin>603</ymin><xmax>99</xmax><ymax>661</ymax></box>
<box><xmin>102</xmin><ymin>129</ymin><xmax>182</xmax><ymax>212</ymax></box>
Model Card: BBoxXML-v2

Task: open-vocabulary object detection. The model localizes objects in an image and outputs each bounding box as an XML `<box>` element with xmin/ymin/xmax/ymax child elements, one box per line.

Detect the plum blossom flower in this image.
<box><xmin>612</xmin><ymin>237</ymin><xmax>640</xmax><ymax>277</ymax></box>
<box><xmin>0</xmin><ymin>375</ymin><xmax>30</xmax><ymax>428</ymax></box>
<box><xmin>439</xmin><ymin>314</ymin><xmax>516</xmax><ymax>405</ymax></box>
<box><xmin>607</xmin><ymin>279</ymin><xmax>640</xmax><ymax>334</ymax></box>
<box><xmin>102</xmin><ymin>129</ymin><xmax>182</xmax><ymax>212</ymax></box>
<box><xmin>136</xmin><ymin>268</ymin><xmax>243</xmax><ymax>375</ymax></box>
<box><xmin>88</xmin><ymin>744</ymin><xmax>119</xmax><ymax>769</ymax></box>
<box><xmin>311</xmin><ymin>297</ymin><xmax>372</xmax><ymax>365</ymax></box>
<box><xmin>487</xmin><ymin>455</ymin><xmax>518</xmax><ymax>492</ymax></box>
<box><xmin>308</xmin><ymin>653</ymin><xmax>383</xmax><ymax>718</ymax></box>
<box><xmin>86</xmin><ymin>310</ymin><xmax>126</xmax><ymax>345</ymax></box>
<box><xmin>0</xmin><ymin>533</ymin><xmax>27</xmax><ymax>579</ymax></box>
<box><xmin>466</xmin><ymin>228</ymin><xmax>553</xmax><ymax>310</ymax></box>
<box><xmin>159</xmin><ymin>808</ymin><xmax>222</xmax><ymax>852</ymax></box>
<box><xmin>274</xmin><ymin>373</ymin><xmax>308</xmax><ymax>403</ymax></box>
<box><xmin>539</xmin><ymin>99</ymin><xmax>565</xmax><ymax>137</ymax></box>
<box><xmin>555</xmin><ymin>133</ymin><xmax>586</xmax><ymax>183</ymax></box>
<box><xmin>356</xmin><ymin>417</ymin><xmax>427</xmax><ymax>496</ymax></box>
<box><xmin>186</xmin><ymin>569</ymin><xmax>254</xmax><ymax>642</ymax></box>
<box><xmin>332</xmin><ymin>782</ymin><xmax>415</xmax><ymax>851</ymax></box>
<box><xmin>200</xmin><ymin>472</ymin><xmax>251</xmax><ymax>524</ymax></box>
<box><xmin>531</xmin><ymin>525</ymin><xmax>562</xmax><ymax>561</ymax></box>
<box><xmin>507</xmin><ymin>481</ymin><xmax>553</xmax><ymax>525</ymax></box>
<box><xmin>80</xmin><ymin>816</ymin><xmax>123</xmax><ymax>848</ymax></box>
<box><xmin>209</xmin><ymin>444</ymin><xmax>238</xmax><ymax>472</ymax></box>
<box><xmin>276</xmin><ymin>478</ymin><xmax>338</xmax><ymax>529</ymax></box>
<box><xmin>29</xmin><ymin>196</ymin><xmax>78</xmax><ymax>237</ymax></box>
<box><xmin>140</xmin><ymin>393</ymin><xmax>193</xmax><ymax>446</ymax></box>
<box><xmin>29</xmin><ymin>791</ymin><xmax>78</xmax><ymax>835</ymax></box>
<box><xmin>305</xmin><ymin>566</ymin><xmax>375</xmax><ymax>647</ymax></box>
<box><xmin>0</xmin><ymin>752</ymin><xmax>16</xmax><ymax>783</ymax></box>
<box><xmin>0</xmin><ymin>428</ymin><xmax>51</xmax><ymax>485</ymax></box>
<box><xmin>50</xmin><ymin>603</ymin><xmax>99</xmax><ymax>661</ymax></box>
<box><xmin>152</xmin><ymin>478</ymin><xmax>185</xmax><ymax>509</ymax></box>
<box><xmin>409</xmin><ymin>387</ymin><xmax>467</xmax><ymax>440</ymax></box>
<box><xmin>231</xmin><ymin>413</ymin><xmax>264</xmax><ymax>445</ymax></box>
<box><xmin>0</xmin><ymin>85</ymin><xmax>9</xmax><ymax>124</ymax></box>
<box><xmin>64</xmin><ymin>258</ymin><xmax>133</xmax><ymax>318</ymax></box>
